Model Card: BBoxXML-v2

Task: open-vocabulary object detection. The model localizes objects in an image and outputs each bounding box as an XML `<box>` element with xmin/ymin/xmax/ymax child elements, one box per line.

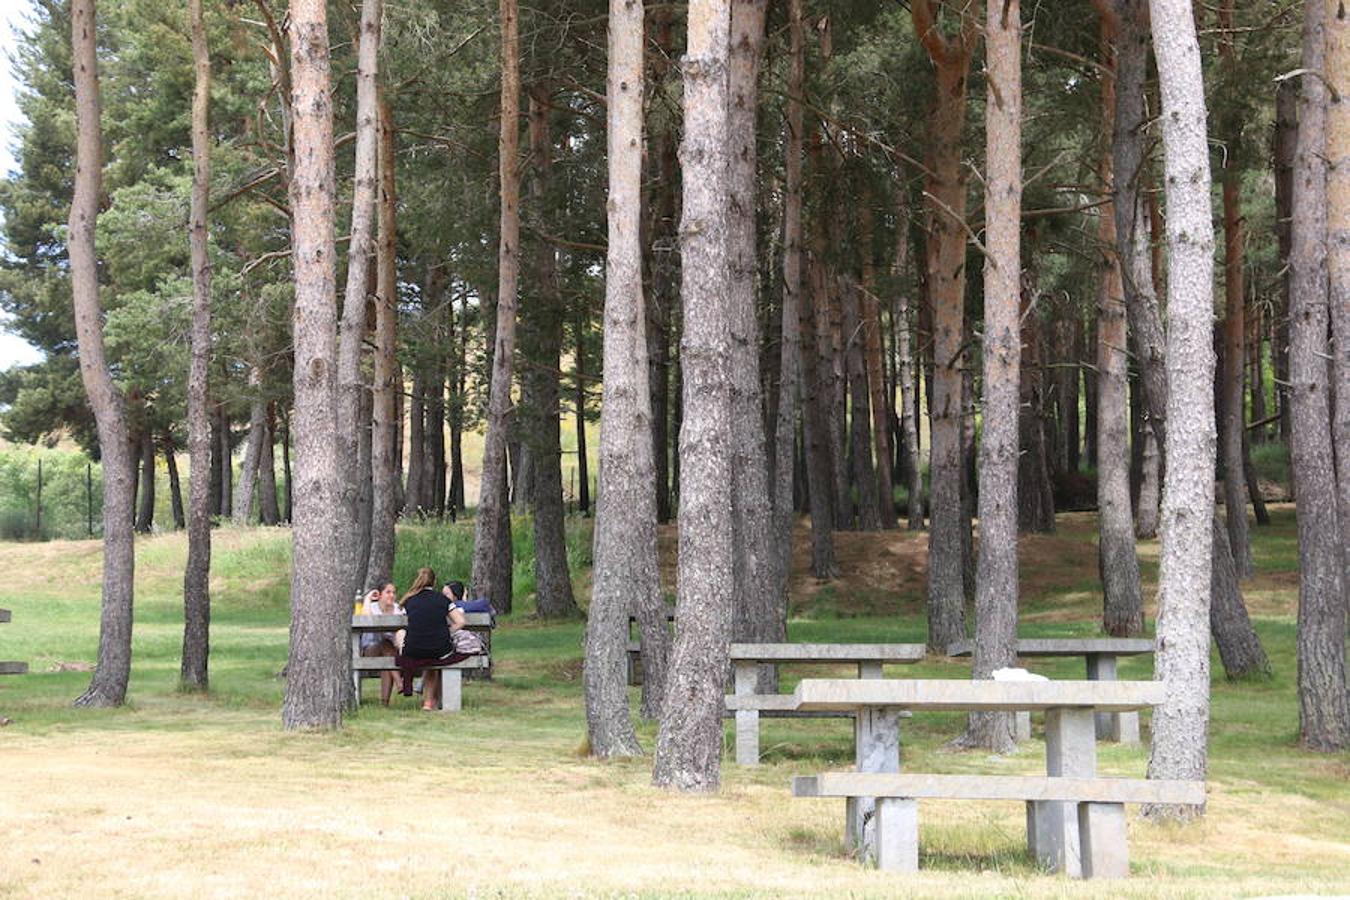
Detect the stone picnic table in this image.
<box><xmin>787</xmin><ymin>677</ymin><xmax>1193</xmax><ymax>877</ymax></box>
<box><xmin>350</xmin><ymin>612</ymin><xmax>493</xmax><ymax>710</ymax></box>
<box><xmin>725</xmin><ymin>642</ymin><xmax>926</xmax><ymax>765</ymax></box>
<box><xmin>945</xmin><ymin>637</ymin><xmax>1154</xmax><ymax>743</ymax></box>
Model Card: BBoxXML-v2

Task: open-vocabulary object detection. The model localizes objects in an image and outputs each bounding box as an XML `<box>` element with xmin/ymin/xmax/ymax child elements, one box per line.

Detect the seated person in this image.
<box><xmin>400</xmin><ymin>567</ymin><xmax>483</xmax><ymax>711</ymax></box>
<box><xmin>442</xmin><ymin>580</ymin><xmax>496</xmax><ymax>618</ymax></box>
<box><xmin>360</xmin><ymin>581</ymin><xmax>404</xmax><ymax>705</ymax></box>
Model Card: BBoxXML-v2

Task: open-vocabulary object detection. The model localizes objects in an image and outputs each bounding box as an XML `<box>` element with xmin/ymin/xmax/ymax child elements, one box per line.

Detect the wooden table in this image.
<box><xmin>789</xmin><ymin>678</ymin><xmax>1167</xmax><ymax>872</ymax></box>
<box><xmin>0</xmin><ymin>609</ymin><xmax>26</xmax><ymax>676</ymax></box>
<box><xmin>725</xmin><ymin>643</ymin><xmax>926</xmax><ymax>765</ymax></box>
<box><xmin>946</xmin><ymin>638</ymin><xmax>1154</xmax><ymax>742</ymax></box>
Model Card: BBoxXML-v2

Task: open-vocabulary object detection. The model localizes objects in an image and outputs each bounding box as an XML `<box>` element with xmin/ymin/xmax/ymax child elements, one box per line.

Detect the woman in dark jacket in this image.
<box><xmin>400</xmin><ymin>567</ymin><xmax>466</xmax><ymax>710</ymax></box>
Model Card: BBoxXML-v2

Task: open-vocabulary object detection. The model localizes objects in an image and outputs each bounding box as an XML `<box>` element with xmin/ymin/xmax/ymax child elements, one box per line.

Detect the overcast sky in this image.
<box><xmin>0</xmin><ymin>0</ymin><xmax>43</xmax><ymax>372</ymax></box>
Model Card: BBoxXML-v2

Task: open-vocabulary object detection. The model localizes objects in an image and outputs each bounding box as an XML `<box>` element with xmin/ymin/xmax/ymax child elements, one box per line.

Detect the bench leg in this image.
<box><xmin>1078</xmin><ymin>802</ymin><xmax>1128</xmax><ymax>878</ymax></box>
<box><xmin>733</xmin><ymin>662</ymin><xmax>759</xmax><ymax>766</ymax></box>
<box><xmin>1086</xmin><ymin>654</ymin><xmax>1136</xmax><ymax>742</ymax></box>
<box><xmin>858</xmin><ymin>661</ymin><xmax>883</xmax><ymax>680</ymax></box>
<box><xmin>1043</xmin><ymin>708</ymin><xmax>1095</xmax><ymax>877</ymax></box>
<box><xmin>851</xmin><ymin>707</ymin><xmax>902</xmax><ymax>859</ymax></box>
<box><xmin>627</xmin><ymin>650</ymin><xmax>641</xmax><ymax>686</ymax></box>
<box><xmin>735</xmin><ymin>710</ymin><xmax>760</xmax><ymax>766</ymax></box>
<box><xmin>873</xmin><ymin>798</ymin><xmax>919</xmax><ymax>872</ymax></box>
<box><xmin>1015</xmin><ymin>711</ymin><xmax>1032</xmax><ymax>742</ymax></box>
<box><xmin>439</xmin><ymin>669</ymin><xmax>462</xmax><ymax>712</ymax></box>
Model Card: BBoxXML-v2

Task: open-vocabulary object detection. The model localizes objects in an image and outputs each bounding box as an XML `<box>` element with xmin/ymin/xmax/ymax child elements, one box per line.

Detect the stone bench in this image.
<box><xmin>792</xmin><ymin>772</ymin><xmax>1204</xmax><ymax>878</ymax></box>
<box><xmin>350</xmin><ymin>612</ymin><xmax>493</xmax><ymax>712</ymax></box>
<box><xmin>946</xmin><ymin>638</ymin><xmax>1154</xmax><ymax>743</ymax></box>
<box><xmin>725</xmin><ymin>642</ymin><xmax>926</xmax><ymax>766</ymax></box>
<box><xmin>787</xmin><ymin>678</ymin><xmax>1174</xmax><ymax>877</ymax></box>
<box><xmin>0</xmin><ymin>609</ymin><xmax>26</xmax><ymax>676</ymax></box>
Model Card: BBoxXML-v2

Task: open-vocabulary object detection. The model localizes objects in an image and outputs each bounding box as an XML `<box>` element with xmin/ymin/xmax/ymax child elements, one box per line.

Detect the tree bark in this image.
<box><xmin>405</xmin><ymin>362</ymin><xmax>425</xmax><ymax>516</ymax></box>
<box><xmin>1136</xmin><ymin>424</ymin><xmax>1161</xmax><ymax>538</ymax></box>
<box><xmin>364</xmin><ymin>98</ymin><xmax>399</xmax><ymax>590</ymax></box>
<box><xmin>136</xmin><ymin>430</ymin><xmax>156</xmax><ymax>534</ymax></box>
<box><xmin>1094</xmin><ymin>10</ymin><xmax>1143</xmax><ymax>637</ymax></box>
<box><xmin>1018</xmin><ymin>291</ymin><xmax>1055</xmax><ymax>533</ymax></box>
<box><xmin>653</xmin><ymin>0</ymin><xmax>735</xmax><ymax>792</ymax></box>
<box><xmin>965</xmin><ymin>0</ymin><xmax>1022</xmax><ymax>752</ymax></box>
<box><xmin>69</xmin><ymin>0</ymin><xmax>136</xmax><ymax>709</ymax></box>
<box><xmin>573</xmin><ymin>306</ymin><xmax>590</xmax><ymax>518</ymax></box>
<box><xmin>335</xmin><ymin>0</ymin><xmax>381</xmax><ymax>601</ymax></box>
<box><xmin>472</xmin><ymin>0</ymin><xmax>522</xmax><ymax>613</ymax></box>
<box><xmin>1144</xmin><ymin>0</ymin><xmax>1217</xmax><ymax>818</ymax></box>
<box><xmin>912</xmin><ymin>0</ymin><xmax>976</xmax><ymax>652</ymax></box>
<box><xmin>184</xmin><ymin>5</ymin><xmax>214</xmax><ymax>674</ymax></box>
<box><xmin>586</xmin><ymin>0</ymin><xmax>664</xmax><ymax>755</ymax></box>
<box><xmin>523</xmin><ymin>85</ymin><xmax>579</xmax><ymax>620</ymax></box>
<box><xmin>282</xmin><ymin>0</ymin><xmax>348</xmax><ymax>730</ymax></box>
<box><xmin>647</xmin><ymin>4</ymin><xmax>677</xmax><ymax>526</ymax></box>
<box><xmin>859</xmin><ymin>206</ymin><xmax>898</xmax><ymax>530</ymax></box>
<box><xmin>1220</xmin><ymin>143</ymin><xmax>1255</xmax><ymax>577</ymax></box>
<box><xmin>1287</xmin><ymin>0</ymin><xmax>1349</xmax><ymax>752</ymax></box>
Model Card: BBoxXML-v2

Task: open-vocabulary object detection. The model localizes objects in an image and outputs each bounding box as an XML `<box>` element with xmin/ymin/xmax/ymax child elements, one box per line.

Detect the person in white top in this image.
<box><xmin>360</xmin><ymin>581</ymin><xmax>405</xmax><ymax>704</ymax></box>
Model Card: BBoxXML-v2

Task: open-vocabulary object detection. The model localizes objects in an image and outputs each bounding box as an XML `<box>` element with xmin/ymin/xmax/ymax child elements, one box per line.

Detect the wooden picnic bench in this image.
<box><xmin>350</xmin><ymin>612</ymin><xmax>492</xmax><ymax>712</ymax></box>
<box><xmin>724</xmin><ymin>643</ymin><xmax>926</xmax><ymax>765</ymax></box>
<box><xmin>946</xmin><ymin>638</ymin><xmax>1154</xmax><ymax>742</ymax></box>
<box><xmin>787</xmin><ymin>678</ymin><xmax>1201</xmax><ymax>878</ymax></box>
<box><xmin>0</xmin><ymin>609</ymin><xmax>26</xmax><ymax>676</ymax></box>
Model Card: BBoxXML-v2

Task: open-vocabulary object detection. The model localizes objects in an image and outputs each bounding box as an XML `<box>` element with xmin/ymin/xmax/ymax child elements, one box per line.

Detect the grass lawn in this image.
<box><xmin>0</xmin><ymin>507</ymin><xmax>1346</xmax><ymax>898</ymax></box>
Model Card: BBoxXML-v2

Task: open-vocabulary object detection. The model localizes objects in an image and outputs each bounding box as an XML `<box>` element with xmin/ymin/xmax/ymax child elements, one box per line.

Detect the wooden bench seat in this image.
<box><xmin>791</xmin><ymin>771</ymin><xmax>1202</xmax><ymax>878</ymax></box>
<box><xmin>0</xmin><ymin>609</ymin><xmax>25</xmax><ymax>676</ymax></box>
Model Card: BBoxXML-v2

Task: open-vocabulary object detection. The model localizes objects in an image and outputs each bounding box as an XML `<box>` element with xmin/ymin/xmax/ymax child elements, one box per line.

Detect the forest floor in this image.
<box><xmin>0</xmin><ymin>506</ymin><xmax>1346</xmax><ymax>898</ymax></box>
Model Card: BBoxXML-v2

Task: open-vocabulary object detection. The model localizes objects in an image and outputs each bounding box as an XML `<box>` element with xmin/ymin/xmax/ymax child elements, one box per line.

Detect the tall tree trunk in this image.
<box><xmin>283</xmin><ymin>0</ymin><xmax>347</xmax><ymax>730</ymax></box>
<box><xmin>355</xmin><ymin>380</ymin><xmax>374</xmax><ymax>569</ymax></box>
<box><xmin>258</xmin><ymin>409</ymin><xmax>280</xmax><ymax>526</ymax></box>
<box><xmin>573</xmin><ymin>306</ymin><xmax>591</xmax><ymax>518</ymax></box>
<box><xmin>364</xmin><ymin>98</ymin><xmax>399</xmax><ymax>590</ymax></box>
<box><xmin>428</xmin><ymin>270</ymin><xmax>448</xmax><ymax>518</ymax></box>
<box><xmin>1094</xmin><ymin>9</ymin><xmax>1143</xmax><ymax>637</ymax></box>
<box><xmin>209</xmin><ymin>412</ymin><xmax>222</xmax><ymax>517</ymax></box>
<box><xmin>136</xmin><ymin>430</ymin><xmax>156</xmax><ymax>534</ymax></box>
<box><xmin>1018</xmin><ymin>291</ymin><xmax>1056</xmax><ymax>533</ymax></box>
<box><xmin>1136</xmin><ymin>425</ymin><xmax>1161</xmax><ymax>538</ymax></box>
<box><xmin>233</xmin><ymin>370</ymin><xmax>267</xmax><ymax>525</ymax></box>
<box><xmin>1209</xmin><ymin>516</ymin><xmax>1271</xmax><ymax>678</ymax></box>
<box><xmin>448</xmin><ymin>292</ymin><xmax>466</xmax><ymax>518</ymax></box>
<box><xmin>586</xmin><ymin>0</ymin><xmax>663</xmax><ymax>756</ymax></box>
<box><xmin>164</xmin><ymin>436</ymin><xmax>184</xmax><ymax>530</ymax></box>
<box><xmin>894</xmin><ymin>186</ymin><xmax>924</xmax><ymax>530</ymax></box>
<box><xmin>844</xmin><ymin>280</ymin><xmax>884</xmax><ymax>532</ymax></box>
<box><xmin>472</xmin><ymin>0</ymin><xmax>521</xmax><ymax>612</ymax></box>
<box><xmin>405</xmin><ymin>360</ymin><xmax>426</xmax><ymax>515</ymax></box>
<box><xmin>726</xmin><ymin>0</ymin><xmax>782</xmax><ymax>687</ymax></box>
<box><xmin>912</xmin><ymin>0</ymin><xmax>976</xmax><ymax>651</ymax></box>
<box><xmin>281</xmin><ymin>413</ymin><xmax>293</xmax><ymax>522</ymax></box>
<box><xmin>772</xmin><ymin>0</ymin><xmax>806</xmax><ymax>614</ymax></box>
<box><xmin>1326</xmin><ymin>0</ymin><xmax>1350</xmax><ymax>596</ymax></box>
<box><xmin>524</xmin><ymin>84</ymin><xmax>579</xmax><ymax>620</ymax></box>
<box><xmin>859</xmin><ymin>204</ymin><xmax>897</xmax><ymax>529</ymax></box>
<box><xmin>1144</xmin><ymin>0</ymin><xmax>1217</xmax><ymax>818</ymax></box>
<box><xmin>647</xmin><ymin>3</ymin><xmax>677</xmax><ymax>525</ymax></box>
<box><xmin>653</xmin><ymin>0</ymin><xmax>734</xmax><ymax>792</ymax></box>
<box><xmin>801</xmin><ymin>253</ymin><xmax>839</xmax><ymax>578</ymax></box>
<box><xmin>1287</xmin><ymin>0</ymin><xmax>1349</xmax><ymax>751</ymax></box>
<box><xmin>69</xmin><ymin>0</ymin><xmax>136</xmax><ymax>708</ymax></box>
<box><xmin>335</xmin><ymin>0</ymin><xmax>381</xmax><ymax>600</ymax></box>
<box><xmin>965</xmin><ymin>0</ymin><xmax>1022</xmax><ymax>751</ymax></box>
<box><xmin>217</xmin><ymin>407</ymin><xmax>232</xmax><ymax>520</ymax></box>
<box><xmin>183</xmin><ymin>0</ymin><xmax>213</xmax><ymax>683</ymax></box>
<box><xmin>1275</xmin><ymin>81</ymin><xmax>1298</xmax><ymax>443</ymax></box>
<box><xmin>1219</xmin><ymin>127</ymin><xmax>1255</xmax><ymax>576</ymax></box>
